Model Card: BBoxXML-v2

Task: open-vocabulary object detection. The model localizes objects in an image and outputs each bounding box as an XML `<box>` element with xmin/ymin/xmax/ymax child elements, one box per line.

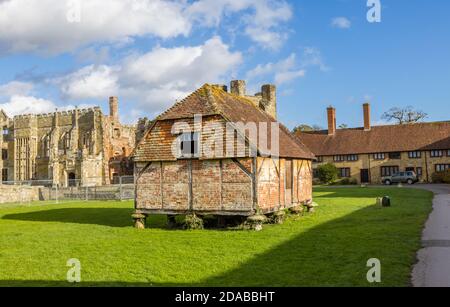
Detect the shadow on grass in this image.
<box><xmin>2</xmin><ymin>208</ymin><xmax>140</xmax><ymax>228</ymax></box>
<box><xmin>1</xmin><ymin>191</ymin><xmax>430</xmax><ymax>287</ymax></box>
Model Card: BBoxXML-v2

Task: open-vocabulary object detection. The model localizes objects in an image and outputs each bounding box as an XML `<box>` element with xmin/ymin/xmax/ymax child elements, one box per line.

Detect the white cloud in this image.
<box><xmin>0</xmin><ymin>80</ymin><xmax>95</xmax><ymax>117</ymax></box>
<box><xmin>56</xmin><ymin>65</ymin><xmax>119</xmax><ymax>100</ymax></box>
<box><xmin>54</xmin><ymin>37</ymin><xmax>242</xmax><ymax>116</ymax></box>
<box><xmin>0</xmin><ymin>95</ymin><xmax>57</xmax><ymax>116</ymax></box>
<box><xmin>275</xmin><ymin>70</ymin><xmax>306</xmax><ymax>84</ymax></box>
<box><xmin>300</xmin><ymin>47</ymin><xmax>329</xmax><ymax>72</ymax></box>
<box><xmin>0</xmin><ymin>0</ymin><xmax>190</xmax><ymax>54</ymax></box>
<box><xmin>187</xmin><ymin>0</ymin><xmax>292</xmax><ymax>50</ymax></box>
<box><xmin>0</xmin><ymin>81</ymin><xmax>34</xmax><ymax>97</ymax></box>
<box><xmin>0</xmin><ymin>0</ymin><xmax>293</xmax><ymax>54</ymax></box>
<box><xmin>331</xmin><ymin>17</ymin><xmax>351</xmax><ymax>29</ymax></box>
<box><xmin>246</xmin><ymin>53</ymin><xmax>306</xmax><ymax>85</ymax></box>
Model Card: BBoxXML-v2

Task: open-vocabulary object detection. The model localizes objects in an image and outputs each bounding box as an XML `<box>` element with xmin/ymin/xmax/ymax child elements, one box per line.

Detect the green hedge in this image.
<box><xmin>316</xmin><ymin>163</ymin><xmax>339</xmax><ymax>184</ymax></box>
<box><xmin>432</xmin><ymin>170</ymin><xmax>450</xmax><ymax>183</ymax></box>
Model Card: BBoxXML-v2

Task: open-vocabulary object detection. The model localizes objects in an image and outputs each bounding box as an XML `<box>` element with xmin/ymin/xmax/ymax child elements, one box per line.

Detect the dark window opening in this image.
<box><xmin>68</xmin><ymin>172</ymin><xmax>77</xmax><ymax>187</ymax></box>
<box><xmin>339</xmin><ymin>168</ymin><xmax>351</xmax><ymax>178</ymax></box>
<box><xmin>1</xmin><ymin>149</ymin><xmax>7</xmax><ymax>160</ymax></box>
<box><xmin>436</xmin><ymin>164</ymin><xmax>450</xmax><ymax>172</ymax></box>
<box><xmin>416</xmin><ymin>167</ymin><xmax>423</xmax><ymax>178</ymax></box>
<box><xmin>373</xmin><ymin>153</ymin><xmax>385</xmax><ymax>160</ymax></box>
<box><xmin>114</xmin><ymin>128</ymin><xmax>120</xmax><ymax>138</ymax></box>
<box><xmin>388</xmin><ymin>152</ymin><xmax>401</xmax><ymax>159</ymax></box>
<box><xmin>347</xmin><ymin>155</ymin><xmax>358</xmax><ymax>161</ymax></box>
<box><xmin>334</xmin><ymin>155</ymin><xmax>346</xmax><ymax>162</ymax></box>
<box><xmin>381</xmin><ymin>166</ymin><xmax>400</xmax><ymax>177</ymax></box>
<box><xmin>408</xmin><ymin>151</ymin><xmax>421</xmax><ymax>159</ymax></box>
<box><xmin>431</xmin><ymin>150</ymin><xmax>444</xmax><ymax>158</ymax></box>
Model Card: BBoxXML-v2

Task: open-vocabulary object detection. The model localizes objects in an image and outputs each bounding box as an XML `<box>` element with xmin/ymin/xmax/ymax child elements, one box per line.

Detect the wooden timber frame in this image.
<box><xmin>134</xmin><ymin>156</ymin><xmax>312</xmax><ymax>217</ymax></box>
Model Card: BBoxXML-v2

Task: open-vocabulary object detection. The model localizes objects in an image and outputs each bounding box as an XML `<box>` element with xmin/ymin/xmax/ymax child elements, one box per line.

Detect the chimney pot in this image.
<box><xmin>260</xmin><ymin>84</ymin><xmax>277</xmax><ymax>119</ymax></box>
<box><xmin>327</xmin><ymin>106</ymin><xmax>336</xmax><ymax>135</ymax></box>
<box><xmin>363</xmin><ymin>103</ymin><xmax>371</xmax><ymax>131</ymax></box>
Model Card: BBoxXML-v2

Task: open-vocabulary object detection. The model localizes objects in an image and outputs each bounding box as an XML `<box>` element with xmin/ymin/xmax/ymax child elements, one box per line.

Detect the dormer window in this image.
<box><xmin>178</xmin><ymin>132</ymin><xmax>199</xmax><ymax>159</ymax></box>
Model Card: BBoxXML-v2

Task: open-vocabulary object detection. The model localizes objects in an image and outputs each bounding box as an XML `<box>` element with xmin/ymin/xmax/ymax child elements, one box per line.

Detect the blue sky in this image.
<box><xmin>0</xmin><ymin>0</ymin><xmax>449</xmax><ymax>129</ymax></box>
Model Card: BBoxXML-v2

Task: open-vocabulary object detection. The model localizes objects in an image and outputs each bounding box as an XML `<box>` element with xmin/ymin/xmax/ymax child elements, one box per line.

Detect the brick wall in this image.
<box><xmin>136</xmin><ymin>158</ymin><xmax>253</xmax><ymax>215</ymax></box>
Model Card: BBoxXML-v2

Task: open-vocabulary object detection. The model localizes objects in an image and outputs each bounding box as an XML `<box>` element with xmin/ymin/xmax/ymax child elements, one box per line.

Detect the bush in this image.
<box><xmin>316</xmin><ymin>163</ymin><xmax>339</xmax><ymax>184</ymax></box>
<box><xmin>184</xmin><ymin>214</ymin><xmax>204</xmax><ymax>230</ymax></box>
<box><xmin>331</xmin><ymin>178</ymin><xmax>358</xmax><ymax>185</ymax></box>
<box><xmin>432</xmin><ymin>170</ymin><xmax>450</xmax><ymax>184</ymax></box>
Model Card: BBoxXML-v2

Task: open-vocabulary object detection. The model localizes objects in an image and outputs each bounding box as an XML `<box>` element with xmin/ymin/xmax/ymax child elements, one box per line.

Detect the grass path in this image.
<box><xmin>0</xmin><ymin>187</ymin><xmax>433</xmax><ymax>287</ymax></box>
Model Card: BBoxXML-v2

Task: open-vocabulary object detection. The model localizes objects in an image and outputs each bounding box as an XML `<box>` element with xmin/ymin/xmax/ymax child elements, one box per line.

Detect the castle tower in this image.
<box><xmin>109</xmin><ymin>97</ymin><xmax>119</xmax><ymax>122</ymax></box>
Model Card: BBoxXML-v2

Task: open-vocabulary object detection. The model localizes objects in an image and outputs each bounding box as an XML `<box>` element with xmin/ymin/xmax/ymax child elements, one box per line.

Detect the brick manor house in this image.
<box><xmin>296</xmin><ymin>103</ymin><xmax>450</xmax><ymax>184</ymax></box>
<box><xmin>0</xmin><ymin>97</ymin><xmax>136</xmax><ymax>187</ymax></box>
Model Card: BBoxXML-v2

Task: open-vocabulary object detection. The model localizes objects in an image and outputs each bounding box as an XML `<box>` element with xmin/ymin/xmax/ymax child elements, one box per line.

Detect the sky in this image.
<box><xmin>0</xmin><ymin>0</ymin><xmax>449</xmax><ymax>129</ymax></box>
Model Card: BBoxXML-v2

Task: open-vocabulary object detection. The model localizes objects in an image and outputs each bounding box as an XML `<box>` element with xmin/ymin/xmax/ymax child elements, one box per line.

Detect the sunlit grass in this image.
<box><xmin>0</xmin><ymin>187</ymin><xmax>433</xmax><ymax>287</ymax></box>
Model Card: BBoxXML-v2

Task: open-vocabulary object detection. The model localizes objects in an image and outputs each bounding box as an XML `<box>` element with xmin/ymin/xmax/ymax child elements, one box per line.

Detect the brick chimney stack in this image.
<box><xmin>230</xmin><ymin>80</ymin><xmax>246</xmax><ymax>96</ymax></box>
<box><xmin>109</xmin><ymin>97</ymin><xmax>119</xmax><ymax>122</ymax></box>
<box><xmin>363</xmin><ymin>103</ymin><xmax>371</xmax><ymax>131</ymax></box>
<box><xmin>327</xmin><ymin>106</ymin><xmax>336</xmax><ymax>136</ymax></box>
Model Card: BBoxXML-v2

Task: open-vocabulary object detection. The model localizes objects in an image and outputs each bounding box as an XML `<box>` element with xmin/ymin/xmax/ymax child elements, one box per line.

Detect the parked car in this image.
<box><xmin>382</xmin><ymin>171</ymin><xmax>419</xmax><ymax>185</ymax></box>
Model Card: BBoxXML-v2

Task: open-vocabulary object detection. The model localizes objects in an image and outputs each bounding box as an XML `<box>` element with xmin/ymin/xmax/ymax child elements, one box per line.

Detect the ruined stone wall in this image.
<box><xmin>102</xmin><ymin>113</ymin><xmax>136</xmax><ymax>184</ymax></box>
<box><xmin>0</xmin><ymin>103</ymin><xmax>136</xmax><ymax>187</ymax></box>
<box><xmin>0</xmin><ymin>185</ymin><xmax>41</xmax><ymax>204</ymax></box>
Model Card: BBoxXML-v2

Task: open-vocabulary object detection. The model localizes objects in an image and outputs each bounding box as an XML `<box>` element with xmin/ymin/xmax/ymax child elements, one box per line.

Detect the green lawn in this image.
<box><xmin>0</xmin><ymin>187</ymin><xmax>433</xmax><ymax>287</ymax></box>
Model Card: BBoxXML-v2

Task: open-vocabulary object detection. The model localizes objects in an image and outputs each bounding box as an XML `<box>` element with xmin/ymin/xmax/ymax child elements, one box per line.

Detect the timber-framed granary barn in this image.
<box><xmin>133</xmin><ymin>81</ymin><xmax>315</xmax><ymax>229</ymax></box>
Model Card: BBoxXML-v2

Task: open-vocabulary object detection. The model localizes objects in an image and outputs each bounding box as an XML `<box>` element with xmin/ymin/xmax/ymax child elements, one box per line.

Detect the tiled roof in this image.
<box><xmin>135</xmin><ymin>84</ymin><xmax>314</xmax><ymax>160</ymax></box>
<box><xmin>296</xmin><ymin>121</ymin><xmax>450</xmax><ymax>156</ymax></box>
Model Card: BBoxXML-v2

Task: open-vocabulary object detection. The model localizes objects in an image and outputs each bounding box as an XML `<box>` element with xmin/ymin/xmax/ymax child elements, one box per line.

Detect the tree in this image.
<box><xmin>292</xmin><ymin>124</ymin><xmax>323</xmax><ymax>134</ymax></box>
<box><xmin>317</xmin><ymin>163</ymin><xmax>339</xmax><ymax>184</ymax></box>
<box><xmin>338</xmin><ymin>124</ymin><xmax>348</xmax><ymax>129</ymax></box>
<box><xmin>381</xmin><ymin>106</ymin><xmax>428</xmax><ymax>125</ymax></box>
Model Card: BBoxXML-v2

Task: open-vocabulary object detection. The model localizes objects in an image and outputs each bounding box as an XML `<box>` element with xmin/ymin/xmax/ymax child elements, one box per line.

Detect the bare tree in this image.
<box><xmin>382</xmin><ymin>106</ymin><xmax>428</xmax><ymax>124</ymax></box>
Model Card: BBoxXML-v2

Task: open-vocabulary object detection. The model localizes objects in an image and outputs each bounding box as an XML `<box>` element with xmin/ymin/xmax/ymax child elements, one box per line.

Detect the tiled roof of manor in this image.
<box><xmin>134</xmin><ymin>84</ymin><xmax>315</xmax><ymax>160</ymax></box>
<box><xmin>296</xmin><ymin>121</ymin><xmax>450</xmax><ymax>156</ymax></box>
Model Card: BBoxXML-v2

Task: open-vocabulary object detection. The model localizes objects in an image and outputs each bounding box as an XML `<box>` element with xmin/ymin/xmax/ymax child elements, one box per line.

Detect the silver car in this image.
<box><xmin>382</xmin><ymin>171</ymin><xmax>419</xmax><ymax>185</ymax></box>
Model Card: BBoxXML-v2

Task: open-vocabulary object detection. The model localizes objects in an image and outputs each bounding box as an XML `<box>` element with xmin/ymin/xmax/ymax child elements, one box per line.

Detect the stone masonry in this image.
<box><xmin>0</xmin><ymin>97</ymin><xmax>135</xmax><ymax>187</ymax></box>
